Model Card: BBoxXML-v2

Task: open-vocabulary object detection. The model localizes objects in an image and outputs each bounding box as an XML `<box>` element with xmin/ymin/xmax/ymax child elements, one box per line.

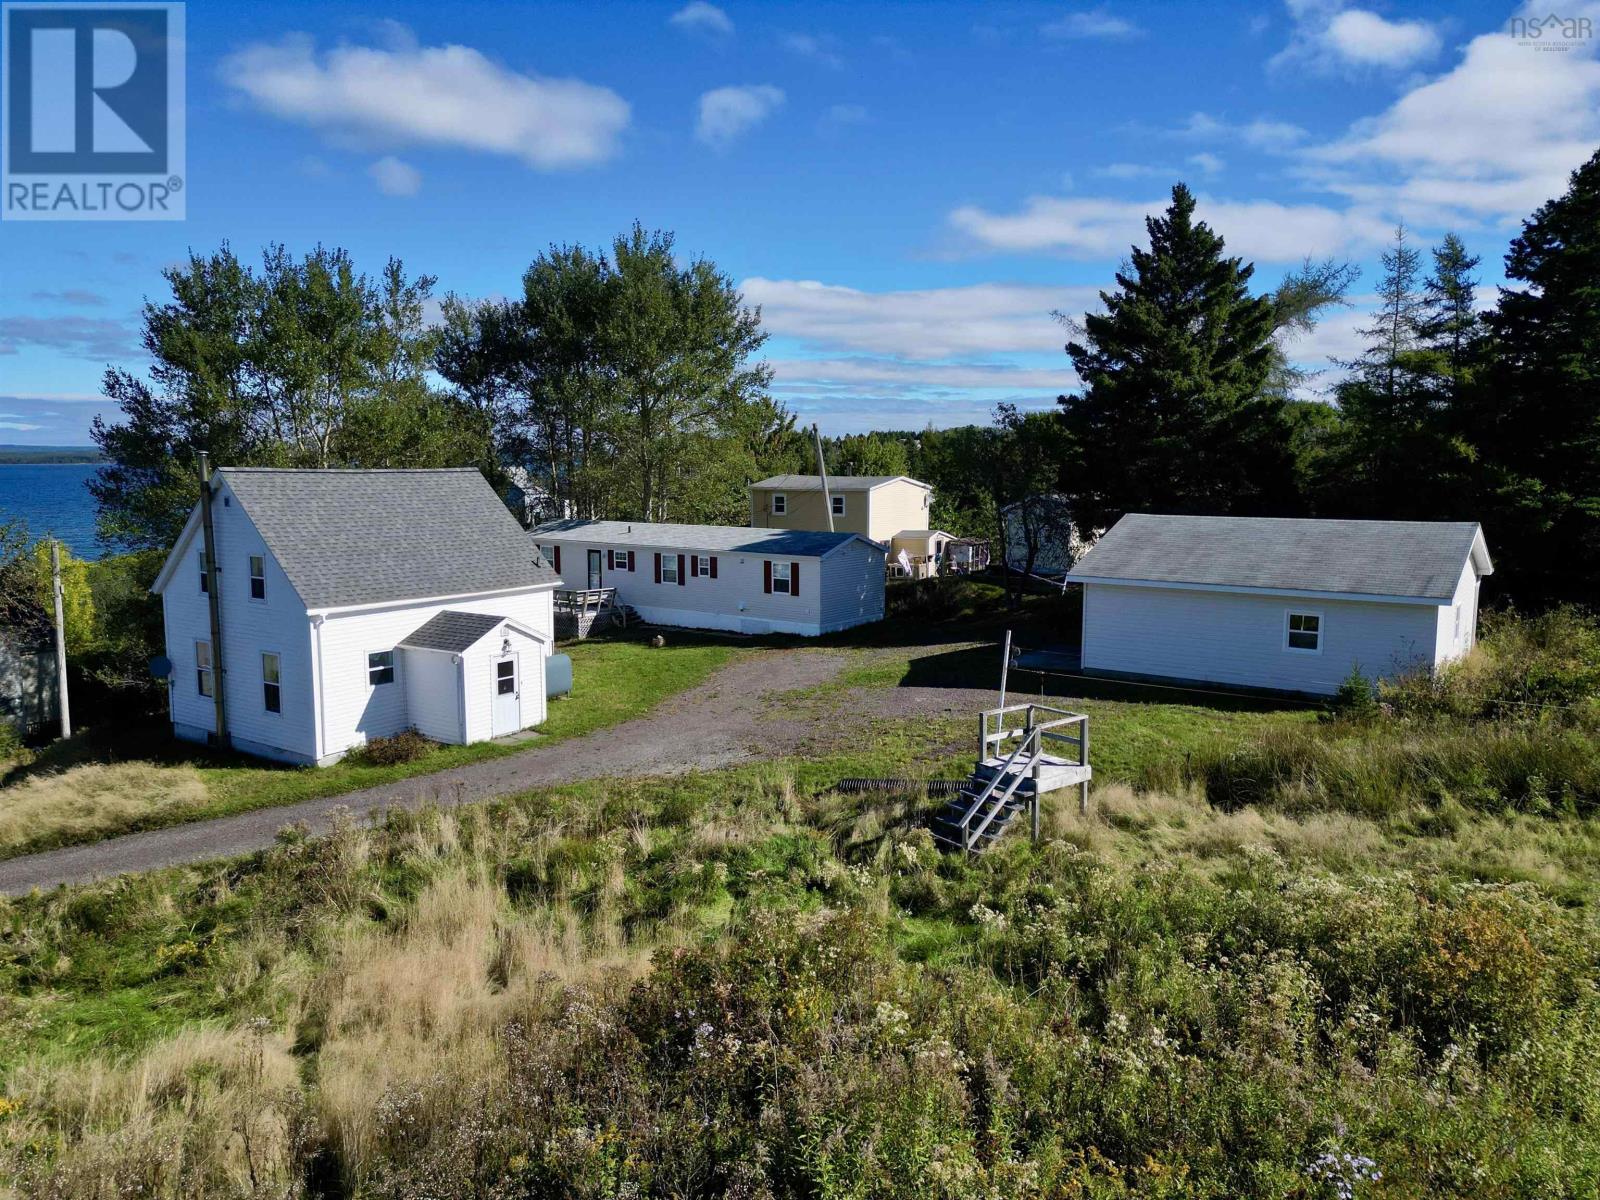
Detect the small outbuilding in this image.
<box><xmin>532</xmin><ymin>519</ymin><xmax>886</xmax><ymax>636</ymax></box>
<box><xmin>1066</xmin><ymin>514</ymin><xmax>1493</xmax><ymax>696</ymax></box>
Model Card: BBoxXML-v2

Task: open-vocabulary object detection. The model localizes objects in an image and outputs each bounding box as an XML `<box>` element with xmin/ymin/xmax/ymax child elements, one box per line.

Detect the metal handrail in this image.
<box><xmin>967</xmin><ymin>725</ymin><xmax>1040</xmax><ymax>848</ymax></box>
<box><xmin>958</xmin><ymin>725</ymin><xmax>1034</xmax><ymax>848</ymax></box>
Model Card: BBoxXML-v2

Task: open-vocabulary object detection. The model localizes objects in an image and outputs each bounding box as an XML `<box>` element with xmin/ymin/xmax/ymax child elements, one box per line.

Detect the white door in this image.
<box><xmin>491</xmin><ymin>654</ymin><xmax>520</xmax><ymax>735</ymax></box>
<box><xmin>587</xmin><ymin>549</ymin><xmax>603</xmax><ymax>589</ymax></box>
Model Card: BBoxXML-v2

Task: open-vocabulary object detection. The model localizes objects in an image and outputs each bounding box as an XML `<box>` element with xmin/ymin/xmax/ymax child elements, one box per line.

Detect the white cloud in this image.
<box><xmin>1188</xmin><ymin>151</ymin><xmax>1225</xmax><ymax>174</ymax></box>
<box><xmin>1273</xmin><ymin>1</ymin><xmax>1439</xmax><ymax>72</ymax></box>
<box><xmin>948</xmin><ymin>194</ymin><xmax>1391</xmax><ymax>262</ymax></box>
<box><xmin>768</xmin><ymin>357</ymin><xmax>1070</xmax><ymax>392</ymax></box>
<box><xmin>744</xmin><ymin>277</ymin><xmax>1094</xmax><ymax>358</ymax></box>
<box><xmin>696</xmin><ymin>85</ymin><xmax>785</xmax><ymax>146</ymax></box>
<box><xmin>1093</xmin><ymin>162</ymin><xmax>1165</xmax><ymax>179</ymax></box>
<box><xmin>669</xmin><ymin>2</ymin><xmax>733</xmax><ymax>37</ymax></box>
<box><xmin>1175</xmin><ymin>111</ymin><xmax>1308</xmax><ymax>151</ymax></box>
<box><xmin>1324</xmin><ymin>9</ymin><xmax>1439</xmax><ymax>67</ymax></box>
<box><xmin>368</xmin><ymin>155</ymin><xmax>421</xmax><ymax>195</ymax></box>
<box><xmin>221</xmin><ymin>32</ymin><xmax>630</xmax><ymax>169</ymax></box>
<box><xmin>781</xmin><ymin>32</ymin><xmax>844</xmax><ymax>68</ymax></box>
<box><xmin>1041</xmin><ymin>7</ymin><xmax>1142</xmax><ymax>39</ymax></box>
<box><xmin>1306</xmin><ymin>2</ymin><xmax>1600</xmax><ymax>223</ymax></box>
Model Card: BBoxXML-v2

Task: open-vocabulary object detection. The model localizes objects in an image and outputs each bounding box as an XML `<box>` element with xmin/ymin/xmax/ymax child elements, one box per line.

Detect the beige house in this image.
<box><xmin>750</xmin><ymin>474</ymin><xmax>948</xmax><ymax>570</ymax></box>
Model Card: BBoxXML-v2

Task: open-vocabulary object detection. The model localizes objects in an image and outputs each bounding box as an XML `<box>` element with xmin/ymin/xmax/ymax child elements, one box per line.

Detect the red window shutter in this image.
<box><xmin>677</xmin><ymin>554</ymin><xmax>686</xmax><ymax>586</ymax></box>
<box><xmin>654</xmin><ymin>552</ymin><xmax>662</xmax><ymax>583</ymax></box>
<box><xmin>690</xmin><ymin>555</ymin><xmax>699</xmax><ymax>578</ymax></box>
<box><xmin>627</xmin><ymin>551</ymin><xmax>635</xmax><ymax>571</ymax></box>
<box><xmin>791</xmin><ymin>561</ymin><xmax>800</xmax><ymax>597</ymax></box>
<box><xmin>709</xmin><ymin>556</ymin><xmax>718</xmax><ymax>579</ymax></box>
<box><xmin>763</xmin><ymin>561</ymin><xmax>772</xmax><ymax>593</ymax></box>
<box><xmin>553</xmin><ymin>545</ymin><xmax>561</xmax><ymax>574</ymax></box>
<box><xmin>607</xmin><ymin>549</ymin><xmax>614</xmax><ymax>571</ymax></box>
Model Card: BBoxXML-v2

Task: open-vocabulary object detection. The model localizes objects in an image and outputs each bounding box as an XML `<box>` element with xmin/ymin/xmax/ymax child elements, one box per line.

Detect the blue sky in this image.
<box><xmin>2</xmin><ymin>0</ymin><xmax>1598</xmax><ymax>444</ymax></box>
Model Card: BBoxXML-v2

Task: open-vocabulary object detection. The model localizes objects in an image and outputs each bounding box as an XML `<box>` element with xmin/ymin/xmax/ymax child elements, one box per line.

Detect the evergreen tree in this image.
<box><xmin>1421</xmin><ymin>233</ymin><xmax>1482</xmax><ymax>389</ymax></box>
<box><xmin>1477</xmin><ymin>148</ymin><xmax>1600</xmax><ymax>602</ymax></box>
<box><xmin>1058</xmin><ymin>184</ymin><xmax>1294</xmax><ymax>529</ymax></box>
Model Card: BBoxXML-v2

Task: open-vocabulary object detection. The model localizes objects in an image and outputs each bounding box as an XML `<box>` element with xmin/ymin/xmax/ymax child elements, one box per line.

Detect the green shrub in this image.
<box><xmin>0</xmin><ymin>718</ymin><xmax>20</xmax><ymax>762</ymax></box>
<box><xmin>348</xmin><ymin>728</ymin><xmax>435</xmax><ymax>766</ymax></box>
<box><xmin>1332</xmin><ymin>665</ymin><xmax>1380</xmax><ymax>722</ymax></box>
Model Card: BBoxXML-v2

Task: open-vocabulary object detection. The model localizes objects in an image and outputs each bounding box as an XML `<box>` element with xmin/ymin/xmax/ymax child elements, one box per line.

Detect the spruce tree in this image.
<box><xmin>1058</xmin><ymin>184</ymin><xmax>1291</xmax><ymax>528</ymax></box>
<box><xmin>1478</xmin><ymin>148</ymin><xmax>1600</xmax><ymax>602</ymax></box>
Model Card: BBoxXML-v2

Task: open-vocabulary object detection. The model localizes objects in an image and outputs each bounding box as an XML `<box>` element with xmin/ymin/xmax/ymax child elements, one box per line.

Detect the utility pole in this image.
<box><xmin>50</xmin><ymin>539</ymin><xmax>70</xmax><ymax>739</ymax></box>
<box><xmin>812</xmin><ymin>422</ymin><xmax>834</xmax><ymax>533</ymax></box>
<box><xmin>198</xmin><ymin>452</ymin><xmax>229</xmax><ymax>749</ymax></box>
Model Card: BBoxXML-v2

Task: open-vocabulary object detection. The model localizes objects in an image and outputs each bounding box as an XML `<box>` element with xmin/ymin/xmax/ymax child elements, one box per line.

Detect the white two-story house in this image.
<box><xmin>151</xmin><ymin>467</ymin><xmax>560</xmax><ymax>765</ymax></box>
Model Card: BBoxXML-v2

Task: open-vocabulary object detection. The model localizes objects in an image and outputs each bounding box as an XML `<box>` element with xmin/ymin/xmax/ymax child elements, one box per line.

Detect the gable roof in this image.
<box><xmin>750</xmin><ymin>474</ymin><xmax>930</xmax><ymax>493</ymax></box>
<box><xmin>1066</xmin><ymin>514</ymin><xmax>1491</xmax><ymax>602</ymax></box>
<box><xmin>397</xmin><ymin>610</ymin><xmax>506</xmax><ymax>653</ymax></box>
<box><xmin>155</xmin><ymin>468</ymin><xmax>558</xmax><ymax>610</ymax></box>
<box><xmin>531</xmin><ymin>518</ymin><xmax>878</xmax><ymax>558</ymax></box>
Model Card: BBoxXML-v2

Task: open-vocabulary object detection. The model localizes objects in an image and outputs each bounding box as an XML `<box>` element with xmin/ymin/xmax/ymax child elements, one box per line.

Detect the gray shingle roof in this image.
<box><xmin>397</xmin><ymin>610</ymin><xmax>505</xmax><ymax>653</ymax></box>
<box><xmin>530</xmin><ymin>518</ymin><xmax>871</xmax><ymax>557</ymax></box>
<box><xmin>750</xmin><ymin>474</ymin><xmax>928</xmax><ymax>493</ymax></box>
<box><xmin>219</xmin><ymin>468</ymin><xmax>557</xmax><ymax>609</ymax></box>
<box><xmin>1067</xmin><ymin>514</ymin><xmax>1489</xmax><ymax>601</ymax></box>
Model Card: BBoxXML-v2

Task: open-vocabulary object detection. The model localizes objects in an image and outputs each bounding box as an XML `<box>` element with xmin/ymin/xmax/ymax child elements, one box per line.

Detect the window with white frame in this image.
<box><xmin>661</xmin><ymin>554</ymin><xmax>680</xmax><ymax>584</ymax></box>
<box><xmin>696</xmin><ymin>554</ymin><xmax>711</xmax><ymax>577</ymax></box>
<box><xmin>195</xmin><ymin>640</ymin><xmax>213</xmax><ymax>696</ymax></box>
<box><xmin>1285</xmin><ymin>611</ymin><xmax>1321</xmax><ymax>653</ymax></box>
<box><xmin>772</xmin><ymin>561</ymin><xmax>793</xmax><ymax>595</ymax></box>
<box><xmin>249</xmin><ymin>555</ymin><xmax>266</xmax><ymax>600</ymax></box>
<box><xmin>831</xmin><ymin>494</ymin><xmax>845</xmax><ymax>517</ymax></box>
<box><xmin>261</xmin><ymin>652</ymin><xmax>281</xmax><ymax>713</ymax></box>
<box><xmin>198</xmin><ymin>551</ymin><xmax>208</xmax><ymax>594</ymax></box>
<box><xmin>1454</xmin><ymin>605</ymin><xmax>1463</xmax><ymax>642</ymax></box>
<box><xmin>771</xmin><ymin>493</ymin><xmax>787</xmax><ymax>515</ymax></box>
<box><xmin>368</xmin><ymin>650</ymin><xmax>395</xmax><ymax>686</ymax></box>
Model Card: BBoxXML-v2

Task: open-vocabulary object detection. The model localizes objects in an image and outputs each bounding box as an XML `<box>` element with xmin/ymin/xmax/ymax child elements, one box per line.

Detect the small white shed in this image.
<box><xmin>1067</xmin><ymin>514</ymin><xmax>1493</xmax><ymax>696</ymax></box>
<box><xmin>531</xmin><ymin>519</ymin><xmax>887</xmax><ymax>636</ymax></box>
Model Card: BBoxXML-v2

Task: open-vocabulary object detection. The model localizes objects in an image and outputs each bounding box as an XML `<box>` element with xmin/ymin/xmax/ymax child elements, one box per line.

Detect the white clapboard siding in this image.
<box><xmin>1081</xmin><ymin>583</ymin><xmax>1441</xmax><ymax>696</ymax></box>
<box><xmin>315</xmin><ymin>590</ymin><xmax>551</xmax><ymax>761</ymax></box>
<box><xmin>161</xmin><ymin>479</ymin><xmax>318</xmax><ymax>763</ymax></box>
<box><xmin>1431</xmin><ymin>556</ymin><xmax>1480</xmax><ymax>665</ymax></box>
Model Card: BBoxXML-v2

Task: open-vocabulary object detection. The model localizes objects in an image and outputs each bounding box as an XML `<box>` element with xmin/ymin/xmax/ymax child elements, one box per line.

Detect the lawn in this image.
<box><xmin>0</xmin><ymin>635</ymin><xmax>743</xmax><ymax>860</ymax></box>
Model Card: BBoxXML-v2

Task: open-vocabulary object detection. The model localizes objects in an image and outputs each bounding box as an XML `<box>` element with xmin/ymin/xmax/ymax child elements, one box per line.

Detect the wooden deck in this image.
<box><xmin>554</xmin><ymin>587</ymin><xmax>625</xmax><ymax>639</ymax></box>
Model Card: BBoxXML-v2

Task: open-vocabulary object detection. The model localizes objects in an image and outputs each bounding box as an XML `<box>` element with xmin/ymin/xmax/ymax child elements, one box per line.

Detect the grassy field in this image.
<box><xmin>0</xmin><ymin>636</ymin><xmax>743</xmax><ymax>860</ymax></box>
<box><xmin>3</xmin><ymin>747</ymin><xmax>1598</xmax><ymax>1197</ymax></box>
<box><xmin>4</xmin><ymin>602</ymin><xmax>1598</xmax><ymax>1196</ymax></box>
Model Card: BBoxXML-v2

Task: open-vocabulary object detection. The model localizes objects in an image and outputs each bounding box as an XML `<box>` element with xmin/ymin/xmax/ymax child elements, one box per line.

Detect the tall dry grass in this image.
<box><xmin>0</xmin><ymin>761</ymin><xmax>210</xmax><ymax>856</ymax></box>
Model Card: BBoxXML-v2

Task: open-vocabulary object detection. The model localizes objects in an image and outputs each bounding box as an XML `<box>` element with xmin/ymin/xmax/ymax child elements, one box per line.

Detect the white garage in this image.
<box><xmin>1067</xmin><ymin>514</ymin><xmax>1494</xmax><ymax>696</ymax></box>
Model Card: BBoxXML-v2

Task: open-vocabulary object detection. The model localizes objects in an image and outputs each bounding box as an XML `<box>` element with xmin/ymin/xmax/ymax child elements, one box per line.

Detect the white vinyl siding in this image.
<box><xmin>157</xmin><ymin>476</ymin><xmax>555</xmax><ymax>765</ymax></box>
<box><xmin>539</xmin><ymin>534</ymin><xmax>885</xmax><ymax>636</ymax></box>
<box><xmin>1081</xmin><ymin>583</ymin><xmax>1439</xmax><ymax>696</ymax></box>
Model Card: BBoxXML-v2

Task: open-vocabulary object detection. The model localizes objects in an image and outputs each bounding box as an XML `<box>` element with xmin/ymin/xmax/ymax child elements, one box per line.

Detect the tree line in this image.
<box><xmin>88</xmin><ymin>151</ymin><xmax>1600</xmax><ymax>608</ymax></box>
<box><xmin>92</xmin><ymin>225</ymin><xmax>808</xmax><ymax>553</ymax></box>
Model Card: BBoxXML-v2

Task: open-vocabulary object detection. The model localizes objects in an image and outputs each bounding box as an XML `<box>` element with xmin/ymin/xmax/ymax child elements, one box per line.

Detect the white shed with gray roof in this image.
<box><xmin>531</xmin><ymin>518</ymin><xmax>887</xmax><ymax>636</ymax></box>
<box><xmin>152</xmin><ymin>468</ymin><xmax>559</xmax><ymax>765</ymax></box>
<box><xmin>1065</xmin><ymin>514</ymin><xmax>1493</xmax><ymax>696</ymax></box>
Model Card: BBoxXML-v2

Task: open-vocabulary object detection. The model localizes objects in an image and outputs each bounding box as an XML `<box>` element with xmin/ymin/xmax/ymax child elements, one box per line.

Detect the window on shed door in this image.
<box><xmin>195</xmin><ymin>640</ymin><xmax>213</xmax><ymax>697</ymax></box>
<box><xmin>771</xmin><ymin>561</ymin><xmax>792</xmax><ymax>595</ymax></box>
<box><xmin>661</xmin><ymin>554</ymin><xmax>679</xmax><ymax>584</ymax></box>
<box><xmin>368</xmin><ymin>650</ymin><xmax>395</xmax><ymax>685</ymax></box>
<box><xmin>1286</xmin><ymin>611</ymin><xmax>1321</xmax><ymax>653</ymax></box>
<box><xmin>831</xmin><ymin>494</ymin><xmax>845</xmax><ymax>517</ymax></box>
<box><xmin>249</xmin><ymin>555</ymin><xmax>266</xmax><ymax>600</ymax></box>
<box><xmin>261</xmin><ymin>652</ymin><xmax>281</xmax><ymax>713</ymax></box>
<box><xmin>771</xmin><ymin>493</ymin><xmax>787</xmax><ymax>515</ymax></box>
<box><xmin>496</xmin><ymin>659</ymin><xmax>516</xmax><ymax>695</ymax></box>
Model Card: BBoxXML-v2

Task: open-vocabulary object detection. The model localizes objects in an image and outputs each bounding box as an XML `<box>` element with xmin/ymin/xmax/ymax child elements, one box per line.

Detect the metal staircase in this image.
<box><xmin>930</xmin><ymin>703</ymin><xmax>1091</xmax><ymax>854</ymax></box>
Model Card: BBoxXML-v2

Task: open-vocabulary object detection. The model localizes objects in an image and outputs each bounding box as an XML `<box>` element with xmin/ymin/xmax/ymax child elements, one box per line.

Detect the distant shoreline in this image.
<box><xmin>0</xmin><ymin>447</ymin><xmax>104</xmax><ymax>466</ymax></box>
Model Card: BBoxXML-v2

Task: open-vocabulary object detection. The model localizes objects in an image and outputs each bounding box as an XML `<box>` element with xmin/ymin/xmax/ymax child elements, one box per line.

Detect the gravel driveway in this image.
<box><xmin>0</xmin><ymin>649</ymin><xmax>851</xmax><ymax>896</ymax></box>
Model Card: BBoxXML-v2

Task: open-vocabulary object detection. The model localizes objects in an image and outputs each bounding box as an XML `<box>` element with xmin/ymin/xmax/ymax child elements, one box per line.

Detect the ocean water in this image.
<box><xmin>0</xmin><ymin>463</ymin><xmax>105</xmax><ymax>560</ymax></box>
